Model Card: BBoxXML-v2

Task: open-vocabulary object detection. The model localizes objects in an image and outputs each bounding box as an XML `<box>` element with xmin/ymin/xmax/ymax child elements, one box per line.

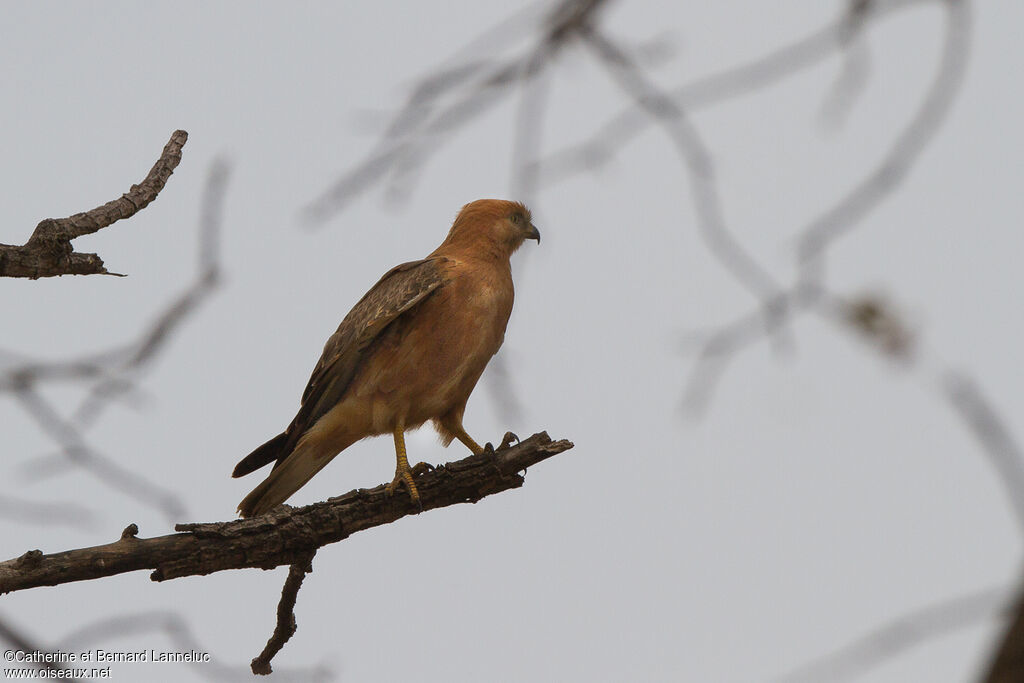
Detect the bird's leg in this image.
<box><xmin>451</xmin><ymin>425</ymin><xmax>519</xmax><ymax>455</ymax></box>
<box><xmin>385</xmin><ymin>425</ymin><xmax>421</xmax><ymax>506</ymax></box>
<box><xmin>450</xmin><ymin>425</ymin><xmax>486</xmax><ymax>456</ymax></box>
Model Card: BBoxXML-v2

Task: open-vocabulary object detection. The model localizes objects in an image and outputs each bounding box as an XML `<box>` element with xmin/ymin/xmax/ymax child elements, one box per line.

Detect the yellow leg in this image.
<box><xmin>385</xmin><ymin>425</ymin><xmax>421</xmax><ymax>505</ymax></box>
<box><xmin>450</xmin><ymin>425</ymin><xmax>519</xmax><ymax>455</ymax></box>
<box><xmin>450</xmin><ymin>425</ymin><xmax>485</xmax><ymax>455</ymax></box>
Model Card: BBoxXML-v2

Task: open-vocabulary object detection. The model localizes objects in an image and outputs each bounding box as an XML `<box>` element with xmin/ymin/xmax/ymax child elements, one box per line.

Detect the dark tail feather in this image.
<box><xmin>233</xmin><ymin>432</ymin><xmax>288</xmax><ymax>478</ymax></box>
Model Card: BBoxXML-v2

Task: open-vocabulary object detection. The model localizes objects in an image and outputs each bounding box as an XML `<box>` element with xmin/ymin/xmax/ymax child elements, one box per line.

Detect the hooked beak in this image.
<box><xmin>525</xmin><ymin>222</ymin><xmax>541</xmax><ymax>244</ymax></box>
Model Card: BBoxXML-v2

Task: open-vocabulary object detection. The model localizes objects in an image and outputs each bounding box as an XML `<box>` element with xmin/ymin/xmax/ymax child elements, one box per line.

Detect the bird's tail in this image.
<box><xmin>232</xmin><ymin>432</ymin><xmax>289</xmax><ymax>478</ymax></box>
<box><xmin>236</xmin><ymin>436</ymin><xmax>352</xmax><ymax>518</ymax></box>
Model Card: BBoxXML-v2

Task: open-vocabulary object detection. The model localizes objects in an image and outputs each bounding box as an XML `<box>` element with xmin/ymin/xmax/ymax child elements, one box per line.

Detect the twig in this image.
<box><xmin>0</xmin><ymin>432</ymin><xmax>573</xmax><ymax>594</ymax></box>
<box><xmin>251</xmin><ymin>552</ymin><xmax>316</xmax><ymax>676</ymax></box>
<box><xmin>0</xmin><ymin>130</ymin><xmax>188</xmax><ymax>278</ymax></box>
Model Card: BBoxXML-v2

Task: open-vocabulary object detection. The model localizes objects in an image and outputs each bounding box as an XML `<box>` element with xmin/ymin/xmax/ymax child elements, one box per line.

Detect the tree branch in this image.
<box><xmin>251</xmin><ymin>552</ymin><xmax>316</xmax><ymax>676</ymax></box>
<box><xmin>982</xmin><ymin>583</ymin><xmax>1024</xmax><ymax>683</ymax></box>
<box><xmin>0</xmin><ymin>432</ymin><xmax>572</xmax><ymax>594</ymax></box>
<box><xmin>0</xmin><ymin>130</ymin><xmax>188</xmax><ymax>279</ymax></box>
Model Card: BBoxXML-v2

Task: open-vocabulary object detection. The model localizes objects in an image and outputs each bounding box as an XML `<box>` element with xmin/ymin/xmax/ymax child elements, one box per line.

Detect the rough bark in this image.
<box><xmin>0</xmin><ymin>432</ymin><xmax>572</xmax><ymax>594</ymax></box>
<box><xmin>0</xmin><ymin>130</ymin><xmax>187</xmax><ymax>278</ymax></box>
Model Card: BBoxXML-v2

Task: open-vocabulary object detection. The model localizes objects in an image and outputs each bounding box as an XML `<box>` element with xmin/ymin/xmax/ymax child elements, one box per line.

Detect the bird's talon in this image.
<box><xmin>483</xmin><ymin>442</ymin><xmax>495</xmax><ymax>455</ymax></box>
<box><xmin>385</xmin><ymin>471</ymin><xmax>421</xmax><ymax>507</ymax></box>
<box><xmin>499</xmin><ymin>431</ymin><xmax>519</xmax><ymax>450</ymax></box>
<box><xmin>409</xmin><ymin>461</ymin><xmax>434</xmax><ymax>477</ymax></box>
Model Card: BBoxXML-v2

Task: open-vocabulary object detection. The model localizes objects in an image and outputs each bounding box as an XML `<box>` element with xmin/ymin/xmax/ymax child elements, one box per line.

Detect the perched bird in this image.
<box><xmin>234</xmin><ymin>199</ymin><xmax>540</xmax><ymax>517</ymax></box>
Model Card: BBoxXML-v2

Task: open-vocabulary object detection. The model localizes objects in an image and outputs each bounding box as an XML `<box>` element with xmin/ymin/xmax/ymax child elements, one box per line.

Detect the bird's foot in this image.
<box><xmin>385</xmin><ymin>461</ymin><xmax>425</xmax><ymax>509</ymax></box>
<box><xmin>483</xmin><ymin>431</ymin><xmax>519</xmax><ymax>455</ymax></box>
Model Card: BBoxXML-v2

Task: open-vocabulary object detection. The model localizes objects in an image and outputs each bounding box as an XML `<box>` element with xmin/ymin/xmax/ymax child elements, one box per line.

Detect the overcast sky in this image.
<box><xmin>3</xmin><ymin>2</ymin><xmax>1024</xmax><ymax>682</ymax></box>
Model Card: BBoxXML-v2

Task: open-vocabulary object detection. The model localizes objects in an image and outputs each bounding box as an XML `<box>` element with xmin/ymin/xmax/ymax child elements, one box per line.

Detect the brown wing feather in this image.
<box><xmin>272</xmin><ymin>256</ymin><xmax>449</xmax><ymax>466</ymax></box>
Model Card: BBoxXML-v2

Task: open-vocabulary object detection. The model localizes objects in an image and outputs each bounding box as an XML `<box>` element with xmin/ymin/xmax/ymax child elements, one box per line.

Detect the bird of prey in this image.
<box><xmin>233</xmin><ymin>199</ymin><xmax>540</xmax><ymax>517</ymax></box>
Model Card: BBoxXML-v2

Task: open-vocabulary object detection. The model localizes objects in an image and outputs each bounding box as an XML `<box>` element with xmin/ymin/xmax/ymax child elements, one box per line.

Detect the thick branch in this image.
<box><xmin>0</xmin><ymin>432</ymin><xmax>572</xmax><ymax>594</ymax></box>
<box><xmin>0</xmin><ymin>130</ymin><xmax>188</xmax><ymax>278</ymax></box>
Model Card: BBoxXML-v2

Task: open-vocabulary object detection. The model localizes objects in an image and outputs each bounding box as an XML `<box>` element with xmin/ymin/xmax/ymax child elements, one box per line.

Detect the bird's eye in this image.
<box><xmin>511</xmin><ymin>213</ymin><xmax>522</xmax><ymax>224</ymax></box>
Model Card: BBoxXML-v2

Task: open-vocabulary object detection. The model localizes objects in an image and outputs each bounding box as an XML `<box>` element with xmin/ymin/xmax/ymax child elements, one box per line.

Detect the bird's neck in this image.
<box><xmin>431</xmin><ymin>239</ymin><xmax>513</xmax><ymax>268</ymax></box>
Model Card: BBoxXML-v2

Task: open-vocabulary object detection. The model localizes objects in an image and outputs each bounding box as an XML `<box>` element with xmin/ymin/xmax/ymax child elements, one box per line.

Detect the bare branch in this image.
<box><xmin>251</xmin><ymin>552</ymin><xmax>316</xmax><ymax>676</ymax></box>
<box><xmin>0</xmin><ymin>130</ymin><xmax>188</xmax><ymax>279</ymax></box>
<box><xmin>0</xmin><ymin>433</ymin><xmax>573</xmax><ymax>594</ymax></box>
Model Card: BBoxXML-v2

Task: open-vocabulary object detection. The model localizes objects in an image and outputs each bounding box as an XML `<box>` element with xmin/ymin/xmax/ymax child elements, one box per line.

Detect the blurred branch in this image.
<box><xmin>71</xmin><ymin>160</ymin><xmax>229</xmax><ymax>428</ymax></box>
<box><xmin>11</xmin><ymin>385</ymin><xmax>187</xmax><ymax>521</ymax></box>
<box><xmin>797</xmin><ymin>0</ymin><xmax>971</xmax><ymax>282</ymax></box>
<box><xmin>983</xmin><ymin>582</ymin><xmax>1024</xmax><ymax>683</ymax></box>
<box><xmin>0</xmin><ymin>433</ymin><xmax>572</xmax><ymax>594</ymax></box>
<box><xmin>0</xmin><ymin>494</ymin><xmax>97</xmax><ymax>531</ymax></box>
<box><xmin>778</xmin><ymin>584</ymin><xmax>1010</xmax><ymax>683</ymax></box>
<box><xmin>581</xmin><ymin>24</ymin><xmax>785</xmax><ymax>317</ymax></box>
<box><xmin>681</xmin><ymin>0</ymin><xmax>969</xmax><ymax>414</ymax></box>
<box><xmin>0</xmin><ymin>614</ymin><xmax>78</xmax><ymax>680</ymax></box>
<box><xmin>537</xmin><ymin>0</ymin><xmax>934</xmax><ymax>184</ymax></box>
<box><xmin>0</xmin><ymin>130</ymin><xmax>187</xmax><ymax>279</ymax></box>
<box><xmin>301</xmin><ymin>0</ymin><xmax>610</xmax><ymax>225</ymax></box>
<box><xmin>818</xmin><ymin>2</ymin><xmax>872</xmax><ymax>128</ymax></box>
<box><xmin>943</xmin><ymin>373</ymin><xmax>1024</xmax><ymax>538</ymax></box>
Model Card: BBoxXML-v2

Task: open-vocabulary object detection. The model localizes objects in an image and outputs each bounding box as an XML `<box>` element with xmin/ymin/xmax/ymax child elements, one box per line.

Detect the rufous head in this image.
<box><xmin>441</xmin><ymin>199</ymin><xmax>540</xmax><ymax>257</ymax></box>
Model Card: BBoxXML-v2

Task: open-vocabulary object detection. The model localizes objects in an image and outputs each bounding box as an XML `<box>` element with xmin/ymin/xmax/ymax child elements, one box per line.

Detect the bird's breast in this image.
<box><xmin>355</xmin><ymin>260</ymin><xmax>514</xmax><ymax>425</ymax></box>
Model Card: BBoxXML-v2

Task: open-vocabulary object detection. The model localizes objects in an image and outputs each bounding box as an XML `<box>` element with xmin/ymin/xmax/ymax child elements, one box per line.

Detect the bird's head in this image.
<box><xmin>442</xmin><ymin>199</ymin><xmax>540</xmax><ymax>258</ymax></box>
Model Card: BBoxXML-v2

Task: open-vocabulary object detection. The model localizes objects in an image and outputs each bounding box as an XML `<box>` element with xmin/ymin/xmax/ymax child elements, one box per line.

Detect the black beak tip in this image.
<box><xmin>529</xmin><ymin>224</ymin><xmax>541</xmax><ymax>245</ymax></box>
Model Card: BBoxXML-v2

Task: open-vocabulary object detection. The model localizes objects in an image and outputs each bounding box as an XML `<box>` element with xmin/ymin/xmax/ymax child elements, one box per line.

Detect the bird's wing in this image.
<box><xmin>282</xmin><ymin>256</ymin><xmax>449</xmax><ymax>452</ymax></box>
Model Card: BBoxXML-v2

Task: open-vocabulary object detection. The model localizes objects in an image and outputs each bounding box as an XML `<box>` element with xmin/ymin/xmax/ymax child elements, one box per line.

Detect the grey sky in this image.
<box><xmin>2</xmin><ymin>2</ymin><xmax>1023</xmax><ymax>681</ymax></box>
